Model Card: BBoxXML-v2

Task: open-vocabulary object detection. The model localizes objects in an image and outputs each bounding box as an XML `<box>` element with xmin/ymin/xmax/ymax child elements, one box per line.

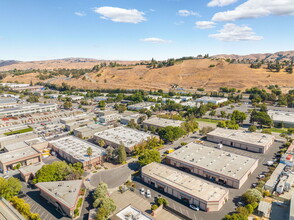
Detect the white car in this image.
<box><xmin>140</xmin><ymin>188</ymin><xmax>145</xmax><ymax>195</ymax></box>
<box><xmin>146</xmin><ymin>190</ymin><xmax>151</xmax><ymax>198</ymax></box>
<box><xmin>189</xmin><ymin>204</ymin><xmax>200</xmax><ymax>211</ymax></box>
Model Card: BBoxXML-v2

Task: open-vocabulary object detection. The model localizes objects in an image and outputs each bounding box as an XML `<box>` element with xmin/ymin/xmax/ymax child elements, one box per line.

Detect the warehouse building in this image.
<box><xmin>0</xmin><ymin>132</ymin><xmax>38</xmax><ymax>149</ymax></box>
<box><xmin>19</xmin><ymin>162</ymin><xmax>45</xmax><ymax>183</ymax></box>
<box><xmin>207</xmin><ymin>128</ymin><xmax>275</xmax><ymax>153</ymax></box>
<box><xmin>0</xmin><ymin>103</ymin><xmax>57</xmax><ymax>117</ymax></box>
<box><xmin>0</xmin><ymin>98</ymin><xmax>18</xmax><ymax>109</ymax></box>
<box><xmin>36</xmin><ymin>180</ymin><xmax>83</xmax><ymax>218</ymax></box>
<box><xmin>195</xmin><ymin>96</ymin><xmax>228</xmax><ymax>105</ymax></box>
<box><xmin>143</xmin><ymin>117</ymin><xmax>183</xmax><ymax>129</ymax></box>
<box><xmin>264</xmin><ymin>163</ymin><xmax>286</xmax><ymax>192</ymax></box>
<box><xmin>0</xmin><ymin>197</ymin><xmax>25</xmax><ymax>220</ymax></box>
<box><xmin>73</xmin><ymin>124</ymin><xmax>111</xmax><ymax>139</ymax></box>
<box><xmin>65</xmin><ymin>119</ymin><xmax>93</xmax><ymax>131</ymax></box>
<box><xmin>112</xmin><ymin>205</ymin><xmax>154</xmax><ymax>220</ymax></box>
<box><xmin>0</xmin><ymin>147</ymin><xmax>42</xmax><ymax>173</ymax></box>
<box><xmin>60</xmin><ymin>114</ymin><xmax>93</xmax><ymax>125</ymax></box>
<box><xmin>142</xmin><ymin>162</ymin><xmax>229</xmax><ymax>212</ymax></box>
<box><xmin>268</xmin><ymin>110</ymin><xmax>294</xmax><ymax>128</ymax></box>
<box><xmin>127</xmin><ymin>102</ymin><xmax>156</xmax><ymax>111</ymax></box>
<box><xmin>120</xmin><ymin>113</ymin><xmax>143</xmax><ymax>125</ymax></box>
<box><xmin>49</xmin><ymin>136</ymin><xmax>106</xmax><ymax>170</ymax></box>
<box><xmin>166</xmin><ymin>143</ymin><xmax>258</xmax><ymax>189</ymax></box>
<box><xmin>94</xmin><ymin>127</ymin><xmax>153</xmax><ymax>153</ymax></box>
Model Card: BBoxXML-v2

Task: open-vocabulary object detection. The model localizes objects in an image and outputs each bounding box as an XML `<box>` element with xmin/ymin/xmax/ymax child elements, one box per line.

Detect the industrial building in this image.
<box><xmin>166</xmin><ymin>143</ymin><xmax>258</xmax><ymax>189</ymax></box>
<box><xmin>0</xmin><ymin>197</ymin><xmax>25</xmax><ymax>220</ymax></box>
<box><xmin>120</xmin><ymin>113</ymin><xmax>143</xmax><ymax>125</ymax></box>
<box><xmin>0</xmin><ymin>98</ymin><xmax>18</xmax><ymax>109</ymax></box>
<box><xmin>143</xmin><ymin>117</ymin><xmax>183</xmax><ymax>129</ymax></box>
<box><xmin>264</xmin><ymin>163</ymin><xmax>286</xmax><ymax>192</ymax></box>
<box><xmin>49</xmin><ymin>136</ymin><xmax>106</xmax><ymax>170</ymax></box>
<box><xmin>207</xmin><ymin>128</ymin><xmax>275</xmax><ymax>153</ymax></box>
<box><xmin>0</xmin><ymin>103</ymin><xmax>58</xmax><ymax>117</ymax></box>
<box><xmin>36</xmin><ymin>180</ymin><xmax>83</xmax><ymax>218</ymax></box>
<box><xmin>127</xmin><ymin>102</ymin><xmax>156</xmax><ymax>111</ymax></box>
<box><xmin>280</xmin><ymin>141</ymin><xmax>294</xmax><ymax>167</ymax></box>
<box><xmin>0</xmin><ymin>147</ymin><xmax>42</xmax><ymax>173</ymax></box>
<box><xmin>268</xmin><ymin>110</ymin><xmax>294</xmax><ymax>128</ymax></box>
<box><xmin>94</xmin><ymin>96</ymin><xmax>109</xmax><ymax>102</ymax></box>
<box><xmin>19</xmin><ymin>162</ymin><xmax>45</xmax><ymax>183</ymax></box>
<box><xmin>60</xmin><ymin>113</ymin><xmax>93</xmax><ymax>125</ymax></box>
<box><xmin>0</xmin><ymin>132</ymin><xmax>38</xmax><ymax>149</ymax></box>
<box><xmin>112</xmin><ymin>205</ymin><xmax>154</xmax><ymax>220</ymax></box>
<box><xmin>141</xmin><ymin>162</ymin><xmax>229</xmax><ymax>212</ymax></box>
<box><xmin>73</xmin><ymin>124</ymin><xmax>111</xmax><ymax>139</ymax></box>
<box><xmin>65</xmin><ymin>119</ymin><xmax>93</xmax><ymax>131</ymax></box>
<box><xmin>94</xmin><ymin>127</ymin><xmax>153</xmax><ymax>153</ymax></box>
<box><xmin>195</xmin><ymin>96</ymin><xmax>228</xmax><ymax>105</ymax></box>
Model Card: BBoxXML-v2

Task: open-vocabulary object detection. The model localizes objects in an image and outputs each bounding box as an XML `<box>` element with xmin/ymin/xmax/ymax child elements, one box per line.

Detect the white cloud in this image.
<box><xmin>140</xmin><ymin>38</ymin><xmax>172</xmax><ymax>44</ymax></box>
<box><xmin>209</xmin><ymin>23</ymin><xmax>263</xmax><ymax>41</ymax></box>
<box><xmin>177</xmin><ymin>10</ymin><xmax>200</xmax><ymax>17</ymax></box>
<box><xmin>74</xmin><ymin>12</ymin><xmax>86</xmax><ymax>16</ymax></box>
<box><xmin>208</xmin><ymin>0</ymin><xmax>238</xmax><ymax>7</ymax></box>
<box><xmin>93</xmin><ymin>6</ymin><xmax>146</xmax><ymax>24</ymax></box>
<box><xmin>212</xmin><ymin>0</ymin><xmax>294</xmax><ymax>21</ymax></box>
<box><xmin>195</xmin><ymin>21</ymin><xmax>216</xmax><ymax>29</ymax></box>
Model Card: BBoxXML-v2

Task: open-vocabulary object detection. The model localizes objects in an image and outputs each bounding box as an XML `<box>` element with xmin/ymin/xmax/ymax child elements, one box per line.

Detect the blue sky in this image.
<box><xmin>0</xmin><ymin>0</ymin><xmax>294</xmax><ymax>61</ymax></box>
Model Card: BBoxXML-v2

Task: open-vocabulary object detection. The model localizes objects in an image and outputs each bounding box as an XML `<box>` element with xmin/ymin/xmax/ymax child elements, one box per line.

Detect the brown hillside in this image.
<box><xmin>3</xmin><ymin>59</ymin><xmax>294</xmax><ymax>91</ymax></box>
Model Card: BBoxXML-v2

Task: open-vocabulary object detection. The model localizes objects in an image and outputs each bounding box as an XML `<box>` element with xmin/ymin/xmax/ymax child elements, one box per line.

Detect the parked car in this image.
<box><xmin>140</xmin><ymin>188</ymin><xmax>145</xmax><ymax>195</ymax></box>
<box><xmin>258</xmin><ymin>174</ymin><xmax>265</xmax><ymax>179</ymax></box>
<box><xmin>189</xmin><ymin>204</ymin><xmax>200</xmax><ymax>211</ymax></box>
<box><xmin>267</xmin><ymin>161</ymin><xmax>274</xmax><ymax>166</ymax></box>
<box><xmin>146</xmin><ymin>190</ymin><xmax>151</xmax><ymax>198</ymax></box>
<box><xmin>252</xmin><ymin>183</ymin><xmax>257</xmax><ymax>188</ymax></box>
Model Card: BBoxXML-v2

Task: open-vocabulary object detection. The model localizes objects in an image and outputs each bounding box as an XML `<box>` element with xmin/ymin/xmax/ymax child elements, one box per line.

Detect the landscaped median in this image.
<box><xmin>4</xmin><ymin>127</ymin><xmax>33</xmax><ymax>136</ymax></box>
<box><xmin>74</xmin><ymin>188</ymin><xmax>86</xmax><ymax>219</ymax></box>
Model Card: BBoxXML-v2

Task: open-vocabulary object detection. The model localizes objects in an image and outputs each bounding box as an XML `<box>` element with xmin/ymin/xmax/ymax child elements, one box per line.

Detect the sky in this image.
<box><xmin>0</xmin><ymin>0</ymin><xmax>294</xmax><ymax>61</ymax></box>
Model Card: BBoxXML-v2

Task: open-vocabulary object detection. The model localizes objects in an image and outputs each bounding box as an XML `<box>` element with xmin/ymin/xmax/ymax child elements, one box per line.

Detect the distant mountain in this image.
<box><xmin>0</xmin><ymin>60</ymin><xmax>20</xmax><ymax>67</ymax></box>
<box><xmin>212</xmin><ymin>51</ymin><xmax>294</xmax><ymax>62</ymax></box>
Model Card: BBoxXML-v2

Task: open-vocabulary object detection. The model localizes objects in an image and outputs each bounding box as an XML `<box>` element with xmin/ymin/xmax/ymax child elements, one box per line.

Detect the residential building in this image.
<box><xmin>0</xmin><ymin>197</ymin><xmax>26</xmax><ymax>220</ymax></box>
<box><xmin>143</xmin><ymin>117</ymin><xmax>183</xmax><ymax>129</ymax></box>
<box><xmin>142</xmin><ymin>162</ymin><xmax>229</xmax><ymax>212</ymax></box>
<box><xmin>268</xmin><ymin>110</ymin><xmax>294</xmax><ymax>128</ymax></box>
<box><xmin>112</xmin><ymin>205</ymin><xmax>154</xmax><ymax>220</ymax></box>
<box><xmin>0</xmin><ymin>103</ymin><xmax>58</xmax><ymax>117</ymax></box>
<box><xmin>94</xmin><ymin>127</ymin><xmax>153</xmax><ymax>153</ymax></box>
<box><xmin>19</xmin><ymin>162</ymin><xmax>45</xmax><ymax>183</ymax></box>
<box><xmin>0</xmin><ymin>147</ymin><xmax>42</xmax><ymax>173</ymax></box>
<box><xmin>166</xmin><ymin>143</ymin><xmax>258</xmax><ymax>189</ymax></box>
<box><xmin>207</xmin><ymin>128</ymin><xmax>275</xmax><ymax>153</ymax></box>
<box><xmin>36</xmin><ymin>180</ymin><xmax>83</xmax><ymax>218</ymax></box>
<box><xmin>195</xmin><ymin>96</ymin><xmax>228</xmax><ymax>105</ymax></box>
<box><xmin>127</xmin><ymin>102</ymin><xmax>156</xmax><ymax>111</ymax></box>
<box><xmin>49</xmin><ymin>136</ymin><xmax>106</xmax><ymax>170</ymax></box>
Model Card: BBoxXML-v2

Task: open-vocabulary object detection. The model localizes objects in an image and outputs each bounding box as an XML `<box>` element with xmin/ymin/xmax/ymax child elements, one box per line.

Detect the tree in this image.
<box><xmin>63</xmin><ymin>101</ymin><xmax>72</xmax><ymax>109</ymax></box>
<box><xmin>138</xmin><ymin>150</ymin><xmax>161</xmax><ymax>166</ymax></box>
<box><xmin>250</xmin><ymin>110</ymin><xmax>273</xmax><ymax>127</ymax></box>
<box><xmin>26</xmin><ymin>95</ymin><xmax>39</xmax><ymax>103</ymax></box>
<box><xmin>220</xmin><ymin>111</ymin><xmax>227</xmax><ymax>119</ymax></box>
<box><xmin>93</xmin><ymin>182</ymin><xmax>108</xmax><ymax>201</ymax></box>
<box><xmin>242</xmin><ymin>189</ymin><xmax>263</xmax><ymax>204</ymax></box>
<box><xmin>10</xmin><ymin>196</ymin><xmax>41</xmax><ymax>220</ymax></box>
<box><xmin>181</xmin><ymin>119</ymin><xmax>199</xmax><ymax>134</ymax></box>
<box><xmin>158</xmin><ymin>126</ymin><xmax>186</xmax><ymax>143</ymax></box>
<box><xmin>231</xmin><ymin>110</ymin><xmax>247</xmax><ymax>124</ymax></box>
<box><xmin>199</xmin><ymin>127</ymin><xmax>214</xmax><ymax>135</ymax></box>
<box><xmin>217</xmin><ymin>121</ymin><xmax>227</xmax><ymax>128</ymax></box>
<box><xmin>98</xmin><ymin>139</ymin><xmax>106</xmax><ymax>147</ymax></box>
<box><xmin>209</xmin><ymin>110</ymin><xmax>216</xmax><ymax>118</ymax></box>
<box><xmin>117</xmin><ymin>144</ymin><xmax>127</xmax><ymax>164</ymax></box>
<box><xmin>0</xmin><ymin>177</ymin><xmax>22</xmax><ymax>201</ymax></box>
<box><xmin>248</xmin><ymin>125</ymin><xmax>257</xmax><ymax>132</ymax></box>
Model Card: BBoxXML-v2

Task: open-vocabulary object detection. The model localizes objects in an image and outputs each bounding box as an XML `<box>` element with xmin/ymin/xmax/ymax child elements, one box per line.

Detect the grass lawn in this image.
<box><xmin>4</xmin><ymin>127</ymin><xmax>33</xmax><ymax>136</ymax></box>
<box><xmin>195</xmin><ymin>118</ymin><xmax>221</xmax><ymax>124</ymax></box>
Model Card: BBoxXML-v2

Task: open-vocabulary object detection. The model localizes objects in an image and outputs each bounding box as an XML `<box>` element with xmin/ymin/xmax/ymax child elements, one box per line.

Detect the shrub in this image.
<box><xmin>151</xmin><ymin>204</ymin><xmax>158</xmax><ymax>210</ymax></box>
<box><xmin>74</xmin><ymin>208</ymin><xmax>79</xmax><ymax>217</ymax></box>
<box><xmin>242</xmin><ymin>189</ymin><xmax>263</xmax><ymax>204</ymax></box>
<box><xmin>245</xmin><ymin>204</ymin><xmax>254</xmax><ymax>214</ymax></box>
<box><xmin>156</xmin><ymin>198</ymin><xmax>168</xmax><ymax>206</ymax></box>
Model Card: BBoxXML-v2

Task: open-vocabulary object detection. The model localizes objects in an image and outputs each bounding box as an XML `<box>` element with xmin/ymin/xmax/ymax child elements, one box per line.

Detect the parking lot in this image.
<box><xmin>133</xmin><ymin>139</ymin><xmax>283</xmax><ymax>220</ymax></box>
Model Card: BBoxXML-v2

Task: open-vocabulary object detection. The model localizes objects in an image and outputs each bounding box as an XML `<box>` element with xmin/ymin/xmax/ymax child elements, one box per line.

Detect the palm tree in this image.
<box><xmin>87</xmin><ymin>147</ymin><xmax>93</xmax><ymax>169</ymax></box>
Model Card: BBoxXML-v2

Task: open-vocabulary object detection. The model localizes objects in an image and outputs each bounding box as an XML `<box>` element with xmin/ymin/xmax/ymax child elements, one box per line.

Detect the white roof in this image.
<box><xmin>115</xmin><ymin>205</ymin><xmax>154</xmax><ymax>220</ymax></box>
<box><xmin>268</xmin><ymin>110</ymin><xmax>294</xmax><ymax>124</ymax></box>
<box><xmin>143</xmin><ymin>117</ymin><xmax>183</xmax><ymax>128</ymax></box>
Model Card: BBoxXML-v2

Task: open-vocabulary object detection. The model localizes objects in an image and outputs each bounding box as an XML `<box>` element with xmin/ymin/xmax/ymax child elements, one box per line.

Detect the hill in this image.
<box><xmin>2</xmin><ymin>59</ymin><xmax>294</xmax><ymax>92</ymax></box>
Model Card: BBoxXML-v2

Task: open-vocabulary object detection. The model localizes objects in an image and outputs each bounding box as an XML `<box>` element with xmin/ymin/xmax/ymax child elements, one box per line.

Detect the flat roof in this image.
<box><xmin>167</xmin><ymin>143</ymin><xmax>258</xmax><ymax>180</ymax></box>
<box><xmin>143</xmin><ymin>117</ymin><xmax>183</xmax><ymax>127</ymax></box>
<box><xmin>74</xmin><ymin>124</ymin><xmax>107</xmax><ymax>133</ymax></box>
<box><xmin>207</xmin><ymin>128</ymin><xmax>274</xmax><ymax>147</ymax></box>
<box><xmin>0</xmin><ymin>197</ymin><xmax>26</xmax><ymax>220</ymax></box>
<box><xmin>115</xmin><ymin>205</ymin><xmax>154</xmax><ymax>220</ymax></box>
<box><xmin>0</xmin><ymin>98</ymin><xmax>17</xmax><ymax>105</ymax></box>
<box><xmin>142</xmin><ymin>162</ymin><xmax>228</xmax><ymax>202</ymax></box>
<box><xmin>49</xmin><ymin>136</ymin><xmax>106</xmax><ymax>162</ymax></box>
<box><xmin>36</xmin><ymin>180</ymin><xmax>82</xmax><ymax>209</ymax></box>
<box><xmin>128</xmin><ymin>102</ymin><xmax>156</xmax><ymax>108</ymax></box>
<box><xmin>19</xmin><ymin>162</ymin><xmax>45</xmax><ymax>175</ymax></box>
<box><xmin>268</xmin><ymin>110</ymin><xmax>294</xmax><ymax>124</ymax></box>
<box><xmin>0</xmin><ymin>132</ymin><xmax>38</xmax><ymax>143</ymax></box>
<box><xmin>0</xmin><ymin>147</ymin><xmax>40</xmax><ymax>164</ymax></box>
<box><xmin>258</xmin><ymin>201</ymin><xmax>272</xmax><ymax>218</ymax></box>
<box><xmin>0</xmin><ymin>103</ymin><xmax>57</xmax><ymax>113</ymax></box>
<box><xmin>94</xmin><ymin>127</ymin><xmax>153</xmax><ymax>149</ymax></box>
<box><xmin>196</xmin><ymin>96</ymin><xmax>228</xmax><ymax>102</ymax></box>
<box><xmin>4</xmin><ymin>142</ymin><xmax>29</xmax><ymax>152</ymax></box>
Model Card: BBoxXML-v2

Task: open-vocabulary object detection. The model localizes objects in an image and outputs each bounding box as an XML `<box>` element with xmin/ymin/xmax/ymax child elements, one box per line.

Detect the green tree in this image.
<box><xmin>0</xmin><ymin>177</ymin><xmax>22</xmax><ymax>201</ymax></box>
<box><xmin>93</xmin><ymin>182</ymin><xmax>108</xmax><ymax>201</ymax></box>
<box><xmin>181</xmin><ymin>118</ymin><xmax>199</xmax><ymax>134</ymax></box>
<box><xmin>231</xmin><ymin>110</ymin><xmax>247</xmax><ymax>124</ymax></box>
<box><xmin>158</xmin><ymin>126</ymin><xmax>186</xmax><ymax>143</ymax></box>
<box><xmin>242</xmin><ymin>189</ymin><xmax>263</xmax><ymax>204</ymax></box>
<box><xmin>209</xmin><ymin>110</ymin><xmax>216</xmax><ymax>118</ymax></box>
<box><xmin>248</xmin><ymin>125</ymin><xmax>257</xmax><ymax>132</ymax></box>
<box><xmin>138</xmin><ymin>150</ymin><xmax>161</xmax><ymax>166</ymax></box>
<box><xmin>117</xmin><ymin>144</ymin><xmax>127</xmax><ymax>164</ymax></box>
<box><xmin>63</xmin><ymin>101</ymin><xmax>72</xmax><ymax>109</ymax></box>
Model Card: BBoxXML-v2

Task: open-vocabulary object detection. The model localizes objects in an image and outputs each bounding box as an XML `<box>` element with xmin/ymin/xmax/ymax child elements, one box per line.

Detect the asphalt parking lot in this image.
<box><xmin>133</xmin><ymin>139</ymin><xmax>283</xmax><ymax>220</ymax></box>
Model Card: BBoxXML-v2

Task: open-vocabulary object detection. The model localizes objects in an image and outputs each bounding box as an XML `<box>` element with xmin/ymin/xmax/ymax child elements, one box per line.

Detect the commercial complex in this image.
<box><xmin>142</xmin><ymin>162</ymin><xmax>229</xmax><ymax>212</ymax></box>
<box><xmin>127</xmin><ymin>102</ymin><xmax>156</xmax><ymax>111</ymax></box>
<box><xmin>49</xmin><ymin>136</ymin><xmax>106</xmax><ymax>170</ymax></box>
<box><xmin>0</xmin><ymin>147</ymin><xmax>42</xmax><ymax>173</ymax></box>
<box><xmin>0</xmin><ymin>197</ymin><xmax>25</xmax><ymax>220</ymax></box>
<box><xmin>94</xmin><ymin>127</ymin><xmax>153</xmax><ymax>153</ymax></box>
<box><xmin>112</xmin><ymin>205</ymin><xmax>154</xmax><ymax>220</ymax></box>
<box><xmin>195</xmin><ymin>96</ymin><xmax>228</xmax><ymax>105</ymax></box>
<box><xmin>166</xmin><ymin>143</ymin><xmax>258</xmax><ymax>189</ymax></box>
<box><xmin>142</xmin><ymin>117</ymin><xmax>183</xmax><ymax>129</ymax></box>
<box><xmin>0</xmin><ymin>103</ymin><xmax>58</xmax><ymax>117</ymax></box>
<box><xmin>268</xmin><ymin>110</ymin><xmax>294</xmax><ymax>128</ymax></box>
<box><xmin>207</xmin><ymin>128</ymin><xmax>275</xmax><ymax>153</ymax></box>
<box><xmin>0</xmin><ymin>132</ymin><xmax>38</xmax><ymax>149</ymax></box>
<box><xmin>36</xmin><ymin>180</ymin><xmax>83</xmax><ymax>218</ymax></box>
